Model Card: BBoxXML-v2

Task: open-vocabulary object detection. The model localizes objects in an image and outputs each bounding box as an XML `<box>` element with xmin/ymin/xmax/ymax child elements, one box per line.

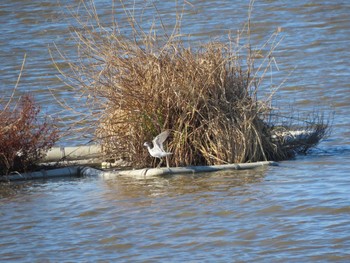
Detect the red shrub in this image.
<box><xmin>0</xmin><ymin>95</ymin><xmax>59</xmax><ymax>175</ymax></box>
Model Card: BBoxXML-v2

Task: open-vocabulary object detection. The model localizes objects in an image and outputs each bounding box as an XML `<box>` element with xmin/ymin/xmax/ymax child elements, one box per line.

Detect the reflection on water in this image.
<box><xmin>1</xmin><ymin>0</ymin><xmax>350</xmax><ymax>261</ymax></box>
<box><xmin>103</xmin><ymin>169</ymin><xmax>266</xmax><ymax>199</ymax></box>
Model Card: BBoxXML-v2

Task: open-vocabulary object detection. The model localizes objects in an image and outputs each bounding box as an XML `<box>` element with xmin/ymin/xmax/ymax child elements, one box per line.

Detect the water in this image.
<box><xmin>1</xmin><ymin>0</ymin><xmax>350</xmax><ymax>261</ymax></box>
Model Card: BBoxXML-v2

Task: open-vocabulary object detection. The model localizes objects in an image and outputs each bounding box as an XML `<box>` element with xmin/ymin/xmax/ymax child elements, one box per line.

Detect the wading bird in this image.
<box><xmin>143</xmin><ymin>130</ymin><xmax>172</xmax><ymax>168</ymax></box>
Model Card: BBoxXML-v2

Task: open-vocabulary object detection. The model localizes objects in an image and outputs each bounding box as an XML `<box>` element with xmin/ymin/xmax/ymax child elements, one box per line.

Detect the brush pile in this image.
<box><xmin>55</xmin><ymin>1</ymin><xmax>328</xmax><ymax>168</ymax></box>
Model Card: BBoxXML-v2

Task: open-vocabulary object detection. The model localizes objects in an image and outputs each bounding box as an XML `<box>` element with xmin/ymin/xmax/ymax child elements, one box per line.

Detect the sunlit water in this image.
<box><xmin>1</xmin><ymin>0</ymin><xmax>350</xmax><ymax>262</ymax></box>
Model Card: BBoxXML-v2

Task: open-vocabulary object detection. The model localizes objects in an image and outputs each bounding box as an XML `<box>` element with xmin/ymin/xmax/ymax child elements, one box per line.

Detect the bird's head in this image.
<box><xmin>143</xmin><ymin>142</ymin><xmax>151</xmax><ymax>148</ymax></box>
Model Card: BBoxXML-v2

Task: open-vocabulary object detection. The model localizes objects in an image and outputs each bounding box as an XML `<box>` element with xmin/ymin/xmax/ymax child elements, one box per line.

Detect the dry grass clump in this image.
<box><xmin>0</xmin><ymin>95</ymin><xmax>59</xmax><ymax>175</ymax></box>
<box><xmin>97</xmin><ymin>42</ymin><xmax>282</xmax><ymax>167</ymax></box>
<box><xmin>54</xmin><ymin>1</ymin><xmax>328</xmax><ymax>167</ymax></box>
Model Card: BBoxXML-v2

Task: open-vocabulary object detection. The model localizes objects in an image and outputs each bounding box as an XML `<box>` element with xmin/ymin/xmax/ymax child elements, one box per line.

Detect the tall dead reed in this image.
<box><xmin>53</xmin><ymin>1</ymin><xmax>328</xmax><ymax>167</ymax></box>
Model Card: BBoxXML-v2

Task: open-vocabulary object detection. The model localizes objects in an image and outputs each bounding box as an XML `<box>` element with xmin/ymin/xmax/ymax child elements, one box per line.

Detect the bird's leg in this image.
<box><xmin>166</xmin><ymin>156</ymin><xmax>170</xmax><ymax>168</ymax></box>
<box><xmin>157</xmin><ymin>158</ymin><xmax>163</xmax><ymax>168</ymax></box>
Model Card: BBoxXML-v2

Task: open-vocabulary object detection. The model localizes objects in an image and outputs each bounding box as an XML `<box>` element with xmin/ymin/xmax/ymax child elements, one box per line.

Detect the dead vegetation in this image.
<box><xmin>0</xmin><ymin>55</ymin><xmax>59</xmax><ymax>175</ymax></box>
<box><xmin>52</xmin><ymin>0</ymin><xmax>328</xmax><ymax>168</ymax></box>
<box><xmin>0</xmin><ymin>94</ymin><xmax>59</xmax><ymax>175</ymax></box>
